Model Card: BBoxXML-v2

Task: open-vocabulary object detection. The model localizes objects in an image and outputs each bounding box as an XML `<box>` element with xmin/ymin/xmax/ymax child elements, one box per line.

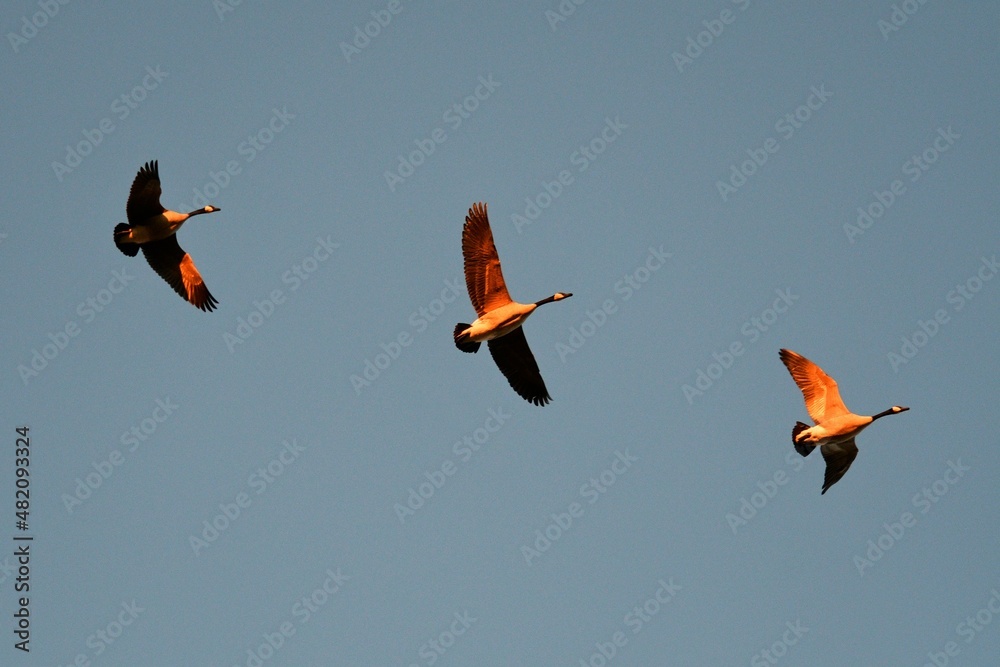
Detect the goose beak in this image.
<box><xmin>898</xmin><ymin>406</ymin><xmax>910</xmax><ymax>412</ymax></box>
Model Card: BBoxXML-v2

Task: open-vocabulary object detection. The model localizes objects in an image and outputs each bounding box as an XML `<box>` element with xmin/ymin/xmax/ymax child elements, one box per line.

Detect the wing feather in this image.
<box><xmin>487</xmin><ymin>328</ymin><xmax>550</xmax><ymax>406</ymax></box>
<box><xmin>141</xmin><ymin>236</ymin><xmax>218</xmax><ymax>312</ymax></box>
<box><xmin>462</xmin><ymin>203</ymin><xmax>512</xmax><ymax>317</ymax></box>
<box><xmin>127</xmin><ymin>160</ymin><xmax>165</xmax><ymax>225</ymax></box>
<box><xmin>820</xmin><ymin>439</ymin><xmax>858</xmax><ymax>494</ymax></box>
<box><xmin>779</xmin><ymin>349</ymin><xmax>850</xmax><ymax>423</ymax></box>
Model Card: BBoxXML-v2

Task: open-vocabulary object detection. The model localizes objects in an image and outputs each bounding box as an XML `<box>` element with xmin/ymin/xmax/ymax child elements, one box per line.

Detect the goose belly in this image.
<box><xmin>129</xmin><ymin>213</ymin><xmax>186</xmax><ymax>243</ymax></box>
<box><xmin>798</xmin><ymin>417</ymin><xmax>870</xmax><ymax>446</ymax></box>
<box><xmin>465</xmin><ymin>304</ymin><xmax>534</xmax><ymax>342</ymax></box>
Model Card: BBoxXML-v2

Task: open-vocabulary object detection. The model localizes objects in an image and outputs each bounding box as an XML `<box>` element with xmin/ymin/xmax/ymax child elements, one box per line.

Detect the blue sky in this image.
<box><xmin>2</xmin><ymin>1</ymin><xmax>998</xmax><ymax>665</ymax></box>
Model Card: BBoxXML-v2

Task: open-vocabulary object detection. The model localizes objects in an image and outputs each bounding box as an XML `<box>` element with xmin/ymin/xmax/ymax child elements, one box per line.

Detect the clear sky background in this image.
<box><xmin>2</xmin><ymin>2</ymin><xmax>998</xmax><ymax>665</ymax></box>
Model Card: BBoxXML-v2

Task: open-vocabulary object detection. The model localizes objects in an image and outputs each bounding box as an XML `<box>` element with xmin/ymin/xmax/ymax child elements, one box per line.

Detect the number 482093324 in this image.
<box><xmin>15</xmin><ymin>426</ymin><xmax>30</xmax><ymax>530</ymax></box>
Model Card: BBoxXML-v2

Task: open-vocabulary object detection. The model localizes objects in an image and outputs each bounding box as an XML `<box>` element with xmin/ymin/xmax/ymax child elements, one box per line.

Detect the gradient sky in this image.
<box><xmin>2</xmin><ymin>2</ymin><xmax>999</xmax><ymax>665</ymax></box>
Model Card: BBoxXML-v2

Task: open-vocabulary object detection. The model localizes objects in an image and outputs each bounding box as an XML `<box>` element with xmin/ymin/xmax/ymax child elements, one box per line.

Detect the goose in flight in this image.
<box><xmin>113</xmin><ymin>160</ymin><xmax>221</xmax><ymax>311</ymax></box>
<box><xmin>454</xmin><ymin>202</ymin><xmax>572</xmax><ymax>406</ymax></box>
<box><xmin>779</xmin><ymin>349</ymin><xmax>908</xmax><ymax>494</ymax></box>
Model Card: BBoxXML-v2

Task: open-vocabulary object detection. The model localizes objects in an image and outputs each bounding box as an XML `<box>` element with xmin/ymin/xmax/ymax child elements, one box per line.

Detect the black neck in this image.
<box><xmin>534</xmin><ymin>295</ymin><xmax>558</xmax><ymax>306</ymax></box>
<box><xmin>872</xmin><ymin>408</ymin><xmax>895</xmax><ymax>420</ymax></box>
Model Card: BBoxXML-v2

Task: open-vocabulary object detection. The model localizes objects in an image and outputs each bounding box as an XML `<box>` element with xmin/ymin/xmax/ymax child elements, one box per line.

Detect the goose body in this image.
<box><xmin>462</xmin><ymin>300</ymin><xmax>548</xmax><ymax>342</ymax></box>
<box><xmin>779</xmin><ymin>349</ymin><xmax>908</xmax><ymax>494</ymax></box>
<box><xmin>454</xmin><ymin>202</ymin><xmax>571</xmax><ymax>406</ymax></box>
<box><xmin>113</xmin><ymin>160</ymin><xmax>221</xmax><ymax>311</ymax></box>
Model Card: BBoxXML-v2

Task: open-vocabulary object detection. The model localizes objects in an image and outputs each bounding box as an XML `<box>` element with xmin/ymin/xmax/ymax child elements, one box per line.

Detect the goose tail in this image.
<box><xmin>114</xmin><ymin>223</ymin><xmax>140</xmax><ymax>257</ymax></box>
<box><xmin>453</xmin><ymin>324</ymin><xmax>480</xmax><ymax>353</ymax></box>
<box><xmin>792</xmin><ymin>422</ymin><xmax>814</xmax><ymax>457</ymax></box>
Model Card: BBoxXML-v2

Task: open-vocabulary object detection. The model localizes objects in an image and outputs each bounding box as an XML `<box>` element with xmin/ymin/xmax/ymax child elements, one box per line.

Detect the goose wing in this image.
<box><xmin>141</xmin><ymin>235</ymin><xmax>218</xmax><ymax>312</ymax></box>
<box><xmin>462</xmin><ymin>202</ymin><xmax>512</xmax><ymax>317</ymax></box>
<box><xmin>487</xmin><ymin>327</ymin><xmax>551</xmax><ymax>406</ymax></box>
<box><xmin>127</xmin><ymin>160</ymin><xmax>165</xmax><ymax>225</ymax></box>
<box><xmin>779</xmin><ymin>349</ymin><xmax>850</xmax><ymax>423</ymax></box>
<box><xmin>820</xmin><ymin>438</ymin><xmax>858</xmax><ymax>494</ymax></box>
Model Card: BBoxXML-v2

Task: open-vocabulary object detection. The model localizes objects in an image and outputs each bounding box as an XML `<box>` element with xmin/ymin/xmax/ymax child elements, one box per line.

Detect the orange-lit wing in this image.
<box><xmin>462</xmin><ymin>202</ymin><xmax>512</xmax><ymax>317</ymax></box>
<box><xmin>141</xmin><ymin>236</ymin><xmax>218</xmax><ymax>312</ymax></box>
<box><xmin>779</xmin><ymin>349</ymin><xmax>850</xmax><ymax>423</ymax></box>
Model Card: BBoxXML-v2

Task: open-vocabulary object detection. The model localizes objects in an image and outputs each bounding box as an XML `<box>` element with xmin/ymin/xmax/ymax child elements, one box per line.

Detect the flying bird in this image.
<box><xmin>779</xmin><ymin>349</ymin><xmax>909</xmax><ymax>494</ymax></box>
<box><xmin>454</xmin><ymin>202</ymin><xmax>572</xmax><ymax>406</ymax></box>
<box><xmin>113</xmin><ymin>160</ymin><xmax>221</xmax><ymax>311</ymax></box>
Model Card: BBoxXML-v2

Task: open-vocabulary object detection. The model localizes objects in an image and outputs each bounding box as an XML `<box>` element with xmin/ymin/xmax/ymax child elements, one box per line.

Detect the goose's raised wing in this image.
<box><xmin>780</xmin><ymin>349</ymin><xmax>850</xmax><ymax>423</ymax></box>
<box><xmin>127</xmin><ymin>160</ymin><xmax>165</xmax><ymax>225</ymax></box>
<box><xmin>462</xmin><ymin>202</ymin><xmax>512</xmax><ymax>317</ymax></box>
